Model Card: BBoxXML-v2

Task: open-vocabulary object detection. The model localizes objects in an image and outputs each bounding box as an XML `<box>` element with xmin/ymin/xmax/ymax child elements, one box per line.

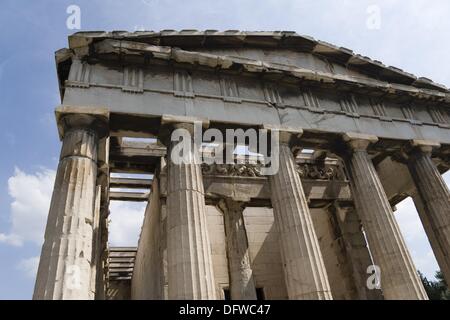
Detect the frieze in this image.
<box><xmin>201</xmin><ymin>163</ymin><xmax>263</xmax><ymax>177</ymax></box>
<box><xmin>296</xmin><ymin>162</ymin><xmax>346</xmax><ymax>181</ymax></box>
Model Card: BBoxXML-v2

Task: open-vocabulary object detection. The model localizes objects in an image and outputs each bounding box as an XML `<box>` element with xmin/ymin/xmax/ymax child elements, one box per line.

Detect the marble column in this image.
<box><xmin>34</xmin><ymin>110</ymin><xmax>108</xmax><ymax>300</ymax></box>
<box><xmin>329</xmin><ymin>204</ymin><xmax>383</xmax><ymax>300</ymax></box>
<box><xmin>406</xmin><ymin>140</ymin><xmax>450</xmax><ymax>285</ymax></box>
<box><xmin>89</xmin><ymin>185</ymin><xmax>102</xmax><ymax>298</ymax></box>
<box><xmin>218</xmin><ymin>199</ymin><xmax>257</xmax><ymax>300</ymax></box>
<box><xmin>342</xmin><ymin>133</ymin><xmax>427</xmax><ymax>300</ymax></box>
<box><xmin>268</xmin><ymin>130</ymin><xmax>332</xmax><ymax>300</ymax></box>
<box><xmin>165</xmin><ymin>120</ymin><xmax>216</xmax><ymax>299</ymax></box>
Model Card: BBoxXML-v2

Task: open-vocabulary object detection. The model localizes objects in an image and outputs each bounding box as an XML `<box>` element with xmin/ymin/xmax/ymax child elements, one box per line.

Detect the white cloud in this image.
<box><xmin>108</xmin><ymin>201</ymin><xmax>146</xmax><ymax>247</ymax></box>
<box><xmin>0</xmin><ymin>167</ymin><xmax>146</xmax><ymax>282</ymax></box>
<box><xmin>444</xmin><ymin>172</ymin><xmax>450</xmax><ymax>185</ymax></box>
<box><xmin>411</xmin><ymin>249</ymin><xmax>438</xmax><ymax>280</ymax></box>
<box><xmin>0</xmin><ymin>167</ymin><xmax>55</xmax><ymax>246</ymax></box>
<box><xmin>17</xmin><ymin>256</ymin><xmax>40</xmax><ymax>279</ymax></box>
<box><xmin>0</xmin><ymin>233</ymin><xmax>22</xmax><ymax>246</ymax></box>
<box><xmin>0</xmin><ymin>167</ymin><xmax>147</xmax><ymax>249</ymax></box>
<box><xmin>395</xmin><ymin>197</ymin><xmax>424</xmax><ymax>242</ymax></box>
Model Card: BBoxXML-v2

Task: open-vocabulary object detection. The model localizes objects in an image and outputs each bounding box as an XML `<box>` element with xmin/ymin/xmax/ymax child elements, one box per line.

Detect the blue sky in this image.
<box><xmin>1</xmin><ymin>0</ymin><xmax>449</xmax><ymax>299</ymax></box>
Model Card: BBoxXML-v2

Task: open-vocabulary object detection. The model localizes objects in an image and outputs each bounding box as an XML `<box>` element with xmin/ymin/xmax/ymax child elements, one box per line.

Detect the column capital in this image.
<box><xmin>407</xmin><ymin>139</ymin><xmax>441</xmax><ymax>156</ymax></box>
<box><xmin>343</xmin><ymin>132</ymin><xmax>378</xmax><ymax>151</ymax></box>
<box><xmin>261</xmin><ymin>124</ymin><xmax>303</xmax><ymax>147</ymax></box>
<box><xmin>161</xmin><ymin>115</ymin><xmax>209</xmax><ymax>131</ymax></box>
<box><xmin>395</xmin><ymin>139</ymin><xmax>441</xmax><ymax>163</ymax></box>
<box><xmin>56</xmin><ymin>105</ymin><xmax>109</xmax><ymax>140</ymax></box>
<box><xmin>217</xmin><ymin>197</ymin><xmax>247</xmax><ymax>213</ymax></box>
<box><xmin>160</xmin><ymin>114</ymin><xmax>209</xmax><ymax>146</ymax></box>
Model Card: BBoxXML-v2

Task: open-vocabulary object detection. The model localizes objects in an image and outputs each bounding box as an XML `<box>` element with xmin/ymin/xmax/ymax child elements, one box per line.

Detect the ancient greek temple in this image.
<box><xmin>33</xmin><ymin>31</ymin><xmax>450</xmax><ymax>300</ymax></box>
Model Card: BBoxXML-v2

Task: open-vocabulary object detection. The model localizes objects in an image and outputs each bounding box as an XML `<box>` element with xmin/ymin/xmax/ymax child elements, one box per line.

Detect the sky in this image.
<box><xmin>0</xmin><ymin>0</ymin><xmax>449</xmax><ymax>299</ymax></box>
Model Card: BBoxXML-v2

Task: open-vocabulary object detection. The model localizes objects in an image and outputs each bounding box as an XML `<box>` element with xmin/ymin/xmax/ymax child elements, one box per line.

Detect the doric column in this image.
<box><xmin>218</xmin><ymin>199</ymin><xmax>257</xmax><ymax>300</ymax></box>
<box><xmin>93</xmin><ymin>138</ymin><xmax>110</xmax><ymax>300</ymax></box>
<box><xmin>328</xmin><ymin>204</ymin><xmax>383</xmax><ymax>300</ymax></box>
<box><xmin>268</xmin><ymin>129</ymin><xmax>332</xmax><ymax>300</ymax></box>
<box><xmin>163</xmin><ymin>116</ymin><xmax>216</xmax><ymax>299</ymax></box>
<box><xmin>33</xmin><ymin>108</ymin><xmax>109</xmax><ymax>300</ymax></box>
<box><xmin>406</xmin><ymin>140</ymin><xmax>450</xmax><ymax>285</ymax></box>
<box><xmin>342</xmin><ymin>133</ymin><xmax>427</xmax><ymax>300</ymax></box>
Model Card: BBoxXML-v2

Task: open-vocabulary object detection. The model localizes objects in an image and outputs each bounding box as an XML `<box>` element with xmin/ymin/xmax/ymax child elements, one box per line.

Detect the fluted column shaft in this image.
<box><xmin>343</xmin><ymin>134</ymin><xmax>427</xmax><ymax>300</ymax></box>
<box><xmin>219</xmin><ymin>199</ymin><xmax>257</xmax><ymax>300</ymax></box>
<box><xmin>166</xmin><ymin>122</ymin><xmax>216</xmax><ymax>299</ymax></box>
<box><xmin>330</xmin><ymin>205</ymin><xmax>383</xmax><ymax>300</ymax></box>
<box><xmin>269</xmin><ymin>143</ymin><xmax>332</xmax><ymax>300</ymax></box>
<box><xmin>407</xmin><ymin>145</ymin><xmax>450</xmax><ymax>285</ymax></box>
<box><xmin>34</xmin><ymin>128</ymin><xmax>99</xmax><ymax>300</ymax></box>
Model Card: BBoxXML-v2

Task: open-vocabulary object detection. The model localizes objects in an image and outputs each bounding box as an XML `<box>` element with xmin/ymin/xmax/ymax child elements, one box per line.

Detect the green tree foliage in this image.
<box><xmin>419</xmin><ymin>270</ymin><xmax>450</xmax><ymax>300</ymax></box>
